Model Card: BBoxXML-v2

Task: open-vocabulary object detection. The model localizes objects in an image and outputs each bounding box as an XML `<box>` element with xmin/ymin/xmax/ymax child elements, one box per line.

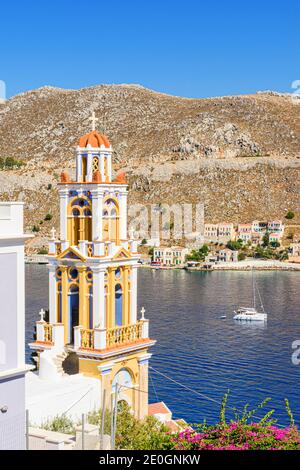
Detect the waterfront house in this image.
<box><xmin>204</xmin><ymin>254</ymin><xmax>219</xmax><ymax>265</ymax></box>
<box><xmin>153</xmin><ymin>246</ymin><xmax>189</xmax><ymax>266</ymax></box>
<box><xmin>217</xmin><ymin>223</ymin><xmax>235</xmax><ymax>243</ymax></box>
<box><xmin>288</xmin><ymin>243</ymin><xmax>300</xmax><ymax>263</ymax></box>
<box><xmin>252</xmin><ymin>220</ymin><xmax>268</xmax><ymax>233</ymax></box>
<box><xmin>237</xmin><ymin>224</ymin><xmax>252</xmax><ymax>243</ymax></box>
<box><xmin>267</xmin><ymin>220</ymin><xmax>284</xmax><ymax>235</ymax></box>
<box><xmin>269</xmin><ymin>232</ymin><xmax>282</xmax><ymax>245</ymax></box>
<box><xmin>204</xmin><ymin>224</ymin><xmax>218</xmax><ymax>242</ymax></box>
<box><xmin>204</xmin><ymin>223</ymin><xmax>235</xmax><ymax>243</ymax></box>
<box><xmin>217</xmin><ymin>249</ymin><xmax>239</xmax><ymax>263</ymax></box>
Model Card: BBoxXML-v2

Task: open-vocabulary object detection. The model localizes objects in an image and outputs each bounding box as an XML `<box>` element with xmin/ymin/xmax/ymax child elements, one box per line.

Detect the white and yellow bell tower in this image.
<box><xmin>30</xmin><ymin>113</ymin><xmax>155</xmax><ymax>419</ymax></box>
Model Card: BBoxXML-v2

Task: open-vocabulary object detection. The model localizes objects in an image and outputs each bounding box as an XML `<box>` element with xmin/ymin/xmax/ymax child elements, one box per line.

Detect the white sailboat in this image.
<box><xmin>233</xmin><ymin>273</ymin><xmax>267</xmax><ymax>322</ymax></box>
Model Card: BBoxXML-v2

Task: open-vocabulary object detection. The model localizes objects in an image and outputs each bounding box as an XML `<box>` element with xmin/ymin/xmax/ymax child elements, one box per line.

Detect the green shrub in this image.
<box><xmin>37</xmin><ymin>247</ymin><xmax>48</xmax><ymax>255</ymax></box>
<box><xmin>32</xmin><ymin>225</ymin><xmax>40</xmax><ymax>233</ymax></box>
<box><xmin>0</xmin><ymin>156</ymin><xmax>24</xmax><ymax>169</ymax></box>
<box><xmin>44</xmin><ymin>213</ymin><xmax>53</xmax><ymax>221</ymax></box>
<box><xmin>227</xmin><ymin>239</ymin><xmax>243</xmax><ymax>250</ymax></box>
<box><xmin>186</xmin><ymin>244</ymin><xmax>209</xmax><ymax>262</ymax></box>
<box><xmin>88</xmin><ymin>401</ymin><xmax>172</xmax><ymax>450</ymax></box>
<box><xmin>42</xmin><ymin>415</ymin><xmax>75</xmax><ymax>435</ymax></box>
<box><xmin>285</xmin><ymin>211</ymin><xmax>295</xmax><ymax>220</ymax></box>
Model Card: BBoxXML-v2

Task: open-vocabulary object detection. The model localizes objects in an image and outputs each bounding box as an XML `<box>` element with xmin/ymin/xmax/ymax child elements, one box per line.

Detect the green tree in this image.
<box><xmin>270</xmin><ymin>241</ymin><xmax>280</xmax><ymax>249</ymax></box>
<box><xmin>44</xmin><ymin>213</ymin><xmax>53</xmax><ymax>221</ymax></box>
<box><xmin>0</xmin><ymin>157</ymin><xmax>24</xmax><ymax>169</ymax></box>
<box><xmin>141</xmin><ymin>238</ymin><xmax>147</xmax><ymax>245</ymax></box>
<box><xmin>32</xmin><ymin>225</ymin><xmax>40</xmax><ymax>233</ymax></box>
<box><xmin>227</xmin><ymin>239</ymin><xmax>243</xmax><ymax>250</ymax></box>
<box><xmin>148</xmin><ymin>247</ymin><xmax>154</xmax><ymax>257</ymax></box>
<box><xmin>186</xmin><ymin>244</ymin><xmax>210</xmax><ymax>262</ymax></box>
<box><xmin>88</xmin><ymin>402</ymin><xmax>172</xmax><ymax>450</ymax></box>
<box><xmin>262</xmin><ymin>231</ymin><xmax>270</xmax><ymax>248</ymax></box>
<box><xmin>285</xmin><ymin>211</ymin><xmax>295</xmax><ymax>220</ymax></box>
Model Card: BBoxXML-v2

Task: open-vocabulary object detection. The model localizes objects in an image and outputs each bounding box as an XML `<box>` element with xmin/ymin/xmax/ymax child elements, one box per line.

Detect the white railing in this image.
<box><xmin>73</xmin><ymin>319</ymin><xmax>149</xmax><ymax>352</ymax></box>
<box><xmin>36</xmin><ymin>321</ymin><xmax>64</xmax><ymax>348</ymax></box>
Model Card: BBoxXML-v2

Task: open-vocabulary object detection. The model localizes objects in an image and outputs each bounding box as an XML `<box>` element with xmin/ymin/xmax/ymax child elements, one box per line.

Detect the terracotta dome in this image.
<box><xmin>78</xmin><ymin>130</ymin><xmax>110</xmax><ymax>148</ymax></box>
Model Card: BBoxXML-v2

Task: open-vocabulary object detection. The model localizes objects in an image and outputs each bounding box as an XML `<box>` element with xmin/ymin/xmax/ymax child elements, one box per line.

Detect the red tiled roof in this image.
<box><xmin>148</xmin><ymin>401</ymin><xmax>171</xmax><ymax>415</ymax></box>
<box><xmin>78</xmin><ymin>130</ymin><xmax>110</xmax><ymax>148</ymax></box>
<box><xmin>165</xmin><ymin>420</ymin><xmax>180</xmax><ymax>432</ymax></box>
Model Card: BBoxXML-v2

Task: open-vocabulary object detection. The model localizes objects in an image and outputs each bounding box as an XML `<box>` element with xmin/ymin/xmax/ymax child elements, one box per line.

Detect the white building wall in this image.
<box><xmin>0</xmin><ymin>202</ymin><xmax>32</xmax><ymax>450</ymax></box>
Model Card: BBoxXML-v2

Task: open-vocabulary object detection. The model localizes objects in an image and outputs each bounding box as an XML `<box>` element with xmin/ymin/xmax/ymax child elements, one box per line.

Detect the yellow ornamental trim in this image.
<box><xmin>57</xmin><ymin>245</ymin><xmax>87</xmax><ymax>262</ymax></box>
<box><xmin>112</xmin><ymin>247</ymin><xmax>131</xmax><ymax>260</ymax></box>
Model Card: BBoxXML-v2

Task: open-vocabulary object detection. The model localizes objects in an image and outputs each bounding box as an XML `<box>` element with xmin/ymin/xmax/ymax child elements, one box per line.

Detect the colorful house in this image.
<box><xmin>153</xmin><ymin>246</ymin><xmax>189</xmax><ymax>266</ymax></box>
<box><xmin>29</xmin><ymin>117</ymin><xmax>155</xmax><ymax>419</ymax></box>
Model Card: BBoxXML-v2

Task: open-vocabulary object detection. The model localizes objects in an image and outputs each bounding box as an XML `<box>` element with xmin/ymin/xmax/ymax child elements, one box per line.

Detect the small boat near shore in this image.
<box><xmin>233</xmin><ymin>307</ymin><xmax>267</xmax><ymax>322</ymax></box>
<box><xmin>234</xmin><ymin>271</ymin><xmax>267</xmax><ymax>322</ymax></box>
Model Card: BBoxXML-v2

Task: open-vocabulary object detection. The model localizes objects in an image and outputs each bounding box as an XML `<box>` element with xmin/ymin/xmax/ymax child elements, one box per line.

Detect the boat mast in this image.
<box><xmin>252</xmin><ymin>270</ymin><xmax>256</xmax><ymax>310</ymax></box>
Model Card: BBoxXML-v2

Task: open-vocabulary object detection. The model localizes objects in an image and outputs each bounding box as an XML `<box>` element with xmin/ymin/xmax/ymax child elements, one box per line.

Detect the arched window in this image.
<box><xmin>115</xmin><ymin>284</ymin><xmax>122</xmax><ymax>326</ymax></box>
<box><xmin>68</xmin><ymin>197</ymin><xmax>92</xmax><ymax>245</ymax></box>
<box><xmin>102</xmin><ymin>197</ymin><xmax>120</xmax><ymax>242</ymax></box>
<box><xmin>68</xmin><ymin>284</ymin><xmax>79</xmax><ymax>344</ymax></box>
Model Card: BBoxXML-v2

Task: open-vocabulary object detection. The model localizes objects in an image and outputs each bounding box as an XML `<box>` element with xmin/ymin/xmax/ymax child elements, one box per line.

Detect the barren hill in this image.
<box><xmin>0</xmin><ymin>84</ymin><xmax>299</xmax><ymax>250</ymax></box>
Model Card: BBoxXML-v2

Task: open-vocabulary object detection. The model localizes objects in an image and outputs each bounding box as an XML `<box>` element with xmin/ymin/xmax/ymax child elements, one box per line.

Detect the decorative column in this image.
<box><xmin>76</xmin><ymin>149</ymin><xmax>82</xmax><ymax>182</ymax></box>
<box><xmin>100</xmin><ymin>152</ymin><xmax>105</xmax><ymax>181</ymax></box>
<box><xmin>119</xmin><ymin>192</ymin><xmax>128</xmax><ymax>241</ymax></box>
<box><xmin>78</xmin><ymin>266</ymin><xmax>87</xmax><ymax>328</ymax></box>
<box><xmin>91</xmin><ymin>267</ymin><xmax>106</xmax><ymax>328</ymax></box>
<box><xmin>59</xmin><ymin>188</ymin><xmax>69</xmax><ymax>241</ymax></box>
<box><xmin>48</xmin><ymin>265</ymin><xmax>57</xmax><ymax>323</ymax></box>
<box><xmin>91</xmin><ymin>189</ymin><xmax>104</xmax><ymax>241</ymax></box>
<box><xmin>107</xmin><ymin>153</ymin><xmax>112</xmax><ymax>181</ymax></box>
<box><xmin>130</xmin><ymin>265</ymin><xmax>138</xmax><ymax>324</ymax></box>
<box><xmin>98</xmin><ymin>364</ymin><xmax>114</xmax><ymax>411</ymax></box>
<box><xmin>108</xmin><ymin>268</ymin><xmax>115</xmax><ymax>328</ymax></box>
<box><xmin>87</xmin><ymin>150</ymin><xmax>93</xmax><ymax>182</ymax></box>
<box><xmin>122</xmin><ymin>267</ymin><xmax>129</xmax><ymax>325</ymax></box>
<box><xmin>137</xmin><ymin>354</ymin><xmax>152</xmax><ymax>420</ymax></box>
<box><xmin>61</xmin><ymin>266</ymin><xmax>69</xmax><ymax>344</ymax></box>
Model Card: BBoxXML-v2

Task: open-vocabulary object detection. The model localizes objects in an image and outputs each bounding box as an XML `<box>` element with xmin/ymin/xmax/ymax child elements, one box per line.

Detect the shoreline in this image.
<box><xmin>25</xmin><ymin>256</ymin><xmax>300</xmax><ymax>272</ymax></box>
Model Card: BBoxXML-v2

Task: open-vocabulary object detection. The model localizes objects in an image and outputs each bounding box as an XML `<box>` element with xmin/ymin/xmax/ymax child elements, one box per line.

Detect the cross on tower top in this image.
<box><xmin>89</xmin><ymin>111</ymin><xmax>99</xmax><ymax>132</ymax></box>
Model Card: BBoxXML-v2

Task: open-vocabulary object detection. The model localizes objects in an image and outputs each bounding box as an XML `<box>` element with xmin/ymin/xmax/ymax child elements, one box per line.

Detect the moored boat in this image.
<box><xmin>234</xmin><ymin>272</ymin><xmax>267</xmax><ymax>322</ymax></box>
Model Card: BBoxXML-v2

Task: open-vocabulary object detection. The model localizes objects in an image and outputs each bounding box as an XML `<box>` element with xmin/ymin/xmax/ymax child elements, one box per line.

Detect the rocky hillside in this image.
<box><xmin>0</xmin><ymin>84</ymin><xmax>299</xmax><ymax>249</ymax></box>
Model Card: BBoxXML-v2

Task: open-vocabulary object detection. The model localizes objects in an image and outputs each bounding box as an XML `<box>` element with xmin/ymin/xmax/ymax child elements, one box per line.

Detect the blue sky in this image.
<box><xmin>1</xmin><ymin>0</ymin><xmax>299</xmax><ymax>98</ymax></box>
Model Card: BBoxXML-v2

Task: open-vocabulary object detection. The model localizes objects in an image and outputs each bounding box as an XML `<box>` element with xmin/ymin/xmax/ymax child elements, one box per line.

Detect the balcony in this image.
<box><xmin>30</xmin><ymin>311</ymin><xmax>154</xmax><ymax>356</ymax></box>
<box><xmin>76</xmin><ymin>319</ymin><xmax>149</xmax><ymax>352</ymax></box>
<box><xmin>30</xmin><ymin>318</ymin><xmax>153</xmax><ymax>353</ymax></box>
<box><xmin>31</xmin><ymin>320</ymin><xmax>64</xmax><ymax>350</ymax></box>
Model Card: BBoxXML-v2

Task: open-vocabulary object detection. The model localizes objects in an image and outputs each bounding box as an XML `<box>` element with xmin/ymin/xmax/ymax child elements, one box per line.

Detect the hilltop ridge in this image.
<box><xmin>0</xmin><ymin>84</ymin><xmax>299</xmax><ymax>250</ymax></box>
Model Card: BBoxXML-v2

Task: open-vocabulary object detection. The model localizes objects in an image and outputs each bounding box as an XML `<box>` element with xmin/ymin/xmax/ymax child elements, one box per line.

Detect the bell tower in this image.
<box><xmin>30</xmin><ymin>114</ymin><xmax>155</xmax><ymax>419</ymax></box>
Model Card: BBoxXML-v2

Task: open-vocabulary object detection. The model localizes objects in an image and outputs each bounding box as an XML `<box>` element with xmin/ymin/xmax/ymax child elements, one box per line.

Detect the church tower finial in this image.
<box><xmin>89</xmin><ymin>111</ymin><xmax>98</xmax><ymax>132</ymax></box>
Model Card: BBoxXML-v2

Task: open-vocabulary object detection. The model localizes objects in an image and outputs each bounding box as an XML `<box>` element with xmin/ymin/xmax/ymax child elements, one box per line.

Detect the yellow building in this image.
<box><xmin>30</xmin><ymin>115</ymin><xmax>155</xmax><ymax>419</ymax></box>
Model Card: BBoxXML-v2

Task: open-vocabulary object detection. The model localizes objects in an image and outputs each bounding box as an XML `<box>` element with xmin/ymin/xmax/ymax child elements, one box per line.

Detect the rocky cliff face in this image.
<box><xmin>0</xmin><ymin>84</ymin><xmax>299</xmax><ymax>249</ymax></box>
